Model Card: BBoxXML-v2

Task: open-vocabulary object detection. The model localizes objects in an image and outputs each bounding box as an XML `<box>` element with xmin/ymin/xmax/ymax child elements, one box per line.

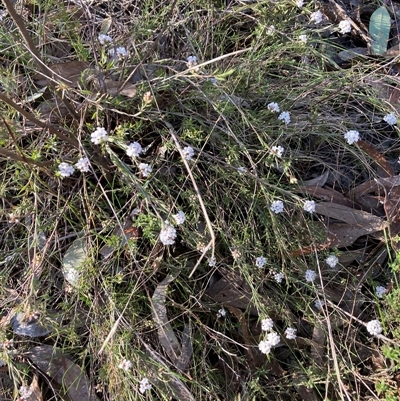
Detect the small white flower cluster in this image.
<box><xmin>285</xmin><ymin>327</ymin><xmax>297</xmax><ymax>340</ymax></box>
<box><xmin>261</xmin><ymin>317</ymin><xmax>274</xmax><ymax>332</ymax></box>
<box><xmin>267</xmin><ymin>101</ymin><xmax>290</xmax><ymax>124</ymax></box>
<box><xmin>259</xmin><ymin>317</ymin><xmax>281</xmax><ymax>354</ymax></box>
<box><xmin>75</xmin><ymin>157</ymin><xmax>90</xmax><ymax>172</ymax></box>
<box><xmin>278</xmin><ymin>111</ymin><xmax>291</xmax><ymax>125</ymax></box>
<box><xmin>173</xmin><ymin>211</ymin><xmax>186</xmax><ymax>225</ymax></box>
<box><xmin>118</xmin><ymin>358</ymin><xmax>132</xmax><ymax>371</ymax></box>
<box><xmin>217</xmin><ymin>308</ymin><xmax>226</xmax><ymax>318</ymax></box>
<box><xmin>273</xmin><ymin>271</ymin><xmax>285</xmax><ymax>283</ymax></box>
<box><xmin>383</xmin><ymin>112</ymin><xmax>397</xmax><ymax>126</ymax></box>
<box><xmin>299</xmin><ymin>34</ymin><xmax>307</xmax><ymax>44</ymax></box>
<box><xmin>270</xmin><ymin>145</ymin><xmax>284</xmax><ymax>157</ymax></box>
<box><xmin>208</xmin><ymin>256</ymin><xmax>217</xmax><ymax>267</ymax></box>
<box><xmin>98</xmin><ymin>33</ymin><xmax>112</xmax><ymax>45</ymax></box>
<box><xmin>296</xmin><ymin>0</ymin><xmax>304</xmax><ymax>7</ymax></box>
<box><xmin>182</xmin><ymin>146</ymin><xmax>195</xmax><ymax>161</ymax></box>
<box><xmin>237</xmin><ymin>166</ymin><xmax>247</xmax><ymax>174</ymax></box>
<box><xmin>325</xmin><ymin>254</ymin><xmax>339</xmax><ymax>268</ymax></box>
<box><xmin>375</xmin><ymin>285</ymin><xmax>387</xmax><ymax>298</ymax></box>
<box><xmin>267</xmin><ymin>102</ymin><xmax>280</xmax><ymax>113</ymax></box>
<box><xmin>338</xmin><ymin>20</ymin><xmax>352</xmax><ymax>34</ymax></box>
<box><xmin>366</xmin><ymin>319</ymin><xmax>383</xmax><ymax>336</ymax></box>
<box><xmin>19</xmin><ymin>385</ymin><xmax>33</xmax><ymax>401</ymax></box>
<box><xmin>159</xmin><ymin>222</ymin><xmax>177</xmax><ymax>245</ymax></box>
<box><xmin>58</xmin><ymin>162</ymin><xmax>75</xmax><ymax>178</ymax></box>
<box><xmin>91</xmin><ymin>127</ymin><xmax>109</xmax><ymax>144</ymax></box>
<box><xmin>59</xmin><ymin>157</ymin><xmax>91</xmax><ymax>177</ymax></box>
<box><xmin>314</xmin><ymin>299</ymin><xmax>325</xmax><ymax>309</ymax></box>
<box><xmin>270</xmin><ymin>200</ymin><xmax>284</xmax><ymax>214</ymax></box>
<box><xmin>310</xmin><ymin>10</ymin><xmax>323</xmax><ymax>24</ymax></box>
<box><xmin>344</xmin><ymin>130</ymin><xmax>360</xmax><ymax>145</ymax></box>
<box><xmin>109</xmin><ymin>46</ymin><xmax>128</xmax><ymax>59</ymax></box>
<box><xmin>126</xmin><ymin>142</ymin><xmax>143</xmax><ymax>157</ymax></box>
<box><xmin>187</xmin><ymin>55</ymin><xmax>198</xmax><ymax>68</ymax></box>
<box><xmin>139</xmin><ymin>378</ymin><xmax>152</xmax><ymax>394</ymax></box>
<box><xmin>305</xmin><ymin>269</ymin><xmax>317</xmax><ymax>282</ymax></box>
<box><xmin>138</xmin><ymin>163</ymin><xmax>152</xmax><ymax>177</ymax></box>
<box><xmin>256</xmin><ymin>256</ymin><xmax>267</xmax><ymax>268</ymax></box>
<box><xmin>303</xmin><ymin>200</ymin><xmax>316</xmax><ymax>213</ymax></box>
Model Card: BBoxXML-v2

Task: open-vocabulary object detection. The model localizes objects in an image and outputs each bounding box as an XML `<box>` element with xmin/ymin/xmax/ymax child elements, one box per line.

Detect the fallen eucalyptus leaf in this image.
<box><xmin>62</xmin><ymin>237</ymin><xmax>88</xmax><ymax>288</ymax></box>
<box><xmin>26</xmin><ymin>345</ymin><xmax>98</xmax><ymax>401</ymax></box>
<box><xmin>369</xmin><ymin>6</ymin><xmax>391</xmax><ymax>55</ymax></box>
<box><xmin>11</xmin><ymin>312</ymin><xmax>52</xmax><ymax>337</ymax></box>
<box><xmin>151</xmin><ymin>271</ymin><xmax>192</xmax><ymax>372</ymax></box>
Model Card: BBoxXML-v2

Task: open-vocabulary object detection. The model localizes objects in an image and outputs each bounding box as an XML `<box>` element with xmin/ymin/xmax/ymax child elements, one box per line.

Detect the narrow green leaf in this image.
<box><xmin>369</xmin><ymin>6</ymin><xmax>391</xmax><ymax>55</ymax></box>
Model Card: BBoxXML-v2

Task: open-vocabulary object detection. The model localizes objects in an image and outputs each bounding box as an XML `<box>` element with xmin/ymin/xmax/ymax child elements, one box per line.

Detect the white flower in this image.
<box><xmin>266</xmin><ymin>331</ymin><xmax>281</xmax><ymax>346</ymax></box>
<box><xmin>270</xmin><ymin>200</ymin><xmax>284</xmax><ymax>214</ymax></box>
<box><xmin>118</xmin><ymin>359</ymin><xmax>132</xmax><ymax>371</ymax></box>
<box><xmin>383</xmin><ymin>112</ymin><xmax>397</xmax><ymax>126</ymax></box>
<box><xmin>19</xmin><ymin>385</ymin><xmax>33</xmax><ymax>400</ymax></box>
<box><xmin>256</xmin><ymin>256</ymin><xmax>267</xmax><ymax>268</ymax></box>
<box><xmin>208</xmin><ymin>257</ymin><xmax>217</xmax><ymax>267</ymax></box>
<box><xmin>98</xmin><ymin>33</ymin><xmax>112</xmax><ymax>45</ymax></box>
<box><xmin>261</xmin><ymin>317</ymin><xmax>274</xmax><ymax>332</ymax></box>
<box><xmin>299</xmin><ymin>34</ymin><xmax>308</xmax><ymax>44</ymax></box>
<box><xmin>182</xmin><ymin>146</ymin><xmax>195</xmax><ymax>160</ymax></box>
<box><xmin>366</xmin><ymin>319</ymin><xmax>383</xmax><ymax>336</ymax></box>
<box><xmin>139</xmin><ymin>378</ymin><xmax>152</xmax><ymax>394</ymax></box>
<box><xmin>237</xmin><ymin>166</ymin><xmax>247</xmax><ymax>174</ymax></box>
<box><xmin>326</xmin><ymin>255</ymin><xmax>339</xmax><ymax>268</ymax></box>
<box><xmin>187</xmin><ymin>55</ymin><xmax>198</xmax><ymax>68</ymax></box>
<box><xmin>138</xmin><ymin>163</ymin><xmax>152</xmax><ymax>177</ymax></box>
<box><xmin>285</xmin><ymin>327</ymin><xmax>297</xmax><ymax>340</ymax></box>
<box><xmin>266</xmin><ymin>25</ymin><xmax>275</xmax><ymax>35</ymax></box>
<box><xmin>267</xmin><ymin>102</ymin><xmax>280</xmax><ymax>113</ymax></box>
<box><xmin>173</xmin><ymin>211</ymin><xmax>186</xmax><ymax>225</ymax></box>
<box><xmin>258</xmin><ymin>340</ymin><xmax>272</xmax><ymax>354</ymax></box>
<box><xmin>217</xmin><ymin>308</ymin><xmax>226</xmax><ymax>318</ymax></box>
<box><xmin>344</xmin><ymin>130</ymin><xmax>360</xmax><ymax>145</ymax></box>
<box><xmin>303</xmin><ymin>200</ymin><xmax>316</xmax><ymax>213</ymax></box>
<box><xmin>305</xmin><ymin>269</ymin><xmax>317</xmax><ymax>282</ymax></box>
<box><xmin>159</xmin><ymin>223</ymin><xmax>177</xmax><ymax>245</ymax></box>
<box><xmin>270</xmin><ymin>145</ymin><xmax>284</xmax><ymax>157</ymax></box>
<box><xmin>310</xmin><ymin>10</ymin><xmax>323</xmax><ymax>24</ymax></box>
<box><xmin>273</xmin><ymin>271</ymin><xmax>285</xmax><ymax>283</ymax></box>
<box><xmin>109</xmin><ymin>46</ymin><xmax>128</xmax><ymax>59</ymax></box>
<box><xmin>126</xmin><ymin>142</ymin><xmax>143</xmax><ymax>157</ymax></box>
<box><xmin>296</xmin><ymin>0</ymin><xmax>304</xmax><ymax>7</ymax></box>
<box><xmin>75</xmin><ymin>157</ymin><xmax>90</xmax><ymax>172</ymax></box>
<box><xmin>376</xmin><ymin>286</ymin><xmax>387</xmax><ymax>298</ymax></box>
<box><xmin>278</xmin><ymin>111</ymin><xmax>290</xmax><ymax>124</ymax></box>
<box><xmin>338</xmin><ymin>20</ymin><xmax>352</xmax><ymax>34</ymax></box>
<box><xmin>58</xmin><ymin>162</ymin><xmax>75</xmax><ymax>178</ymax></box>
<box><xmin>91</xmin><ymin>127</ymin><xmax>109</xmax><ymax>144</ymax></box>
<box><xmin>314</xmin><ymin>299</ymin><xmax>325</xmax><ymax>309</ymax></box>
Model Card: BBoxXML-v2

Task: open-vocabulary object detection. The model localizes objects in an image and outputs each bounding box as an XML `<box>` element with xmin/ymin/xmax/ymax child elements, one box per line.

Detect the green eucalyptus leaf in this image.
<box><xmin>369</xmin><ymin>6</ymin><xmax>391</xmax><ymax>55</ymax></box>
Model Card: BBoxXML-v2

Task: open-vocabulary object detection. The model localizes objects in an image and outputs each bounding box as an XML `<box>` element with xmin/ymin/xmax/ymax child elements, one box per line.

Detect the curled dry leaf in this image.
<box><xmin>137</xmin><ymin>336</ymin><xmax>196</xmax><ymax>401</ymax></box>
<box><xmin>26</xmin><ymin>345</ymin><xmax>99</xmax><ymax>401</ymax></box>
<box><xmin>151</xmin><ymin>271</ymin><xmax>192</xmax><ymax>372</ymax></box>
